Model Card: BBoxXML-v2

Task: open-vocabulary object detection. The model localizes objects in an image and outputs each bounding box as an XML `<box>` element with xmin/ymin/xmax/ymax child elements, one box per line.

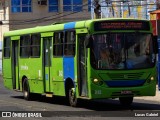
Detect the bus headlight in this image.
<box><xmin>147</xmin><ymin>76</ymin><xmax>154</xmax><ymax>83</ymax></box>
<box><xmin>93</xmin><ymin>79</ymin><xmax>99</xmax><ymax>83</ymax></box>
<box><xmin>93</xmin><ymin>78</ymin><xmax>103</xmax><ymax>85</ymax></box>
<box><xmin>150</xmin><ymin>77</ymin><xmax>154</xmax><ymax>81</ymax></box>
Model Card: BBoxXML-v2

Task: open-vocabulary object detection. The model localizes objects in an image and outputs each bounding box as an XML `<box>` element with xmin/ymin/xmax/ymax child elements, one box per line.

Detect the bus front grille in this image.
<box><xmin>107</xmin><ymin>72</ymin><xmax>145</xmax><ymax>80</ymax></box>
<box><xmin>104</xmin><ymin>79</ymin><xmax>146</xmax><ymax>87</ymax></box>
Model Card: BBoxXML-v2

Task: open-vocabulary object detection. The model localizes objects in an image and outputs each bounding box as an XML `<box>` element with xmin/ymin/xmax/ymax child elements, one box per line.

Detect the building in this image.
<box><xmin>150</xmin><ymin>9</ymin><xmax>160</xmax><ymax>36</ymax></box>
<box><xmin>7</xmin><ymin>0</ymin><xmax>91</xmax><ymax>30</ymax></box>
<box><xmin>0</xmin><ymin>0</ymin><xmax>9</xmax><ymax>51</ymax></box>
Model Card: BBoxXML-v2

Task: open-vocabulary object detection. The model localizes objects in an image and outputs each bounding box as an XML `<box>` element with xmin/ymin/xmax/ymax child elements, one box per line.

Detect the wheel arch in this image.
<box><xmin>65</xmin><ymin>77</ymin><xmax>75</xmax><ymax>97</ymax></box>
<box><xmin>21</xmin><ymin>75</ymin><xmax>28</xmax><ymax>89</ymax></box>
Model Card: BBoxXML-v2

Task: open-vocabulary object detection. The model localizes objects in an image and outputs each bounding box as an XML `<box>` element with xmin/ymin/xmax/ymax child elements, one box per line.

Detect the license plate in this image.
<box><xmin>121</xmin><ymin>90</ymin><xmax>132</xmax><ymax>95</ymax></box>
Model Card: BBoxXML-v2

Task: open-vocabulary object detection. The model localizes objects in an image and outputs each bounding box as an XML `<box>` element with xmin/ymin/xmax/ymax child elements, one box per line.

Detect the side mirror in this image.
<box><xmin>153</xmin><ymin>36</ymin><xmax>158</xmax><ymax>54</ymax></box>
<box><xmin>85</xmin><ymin>35</ymin><xmax>93</xmax><ymax>48</ymax></box>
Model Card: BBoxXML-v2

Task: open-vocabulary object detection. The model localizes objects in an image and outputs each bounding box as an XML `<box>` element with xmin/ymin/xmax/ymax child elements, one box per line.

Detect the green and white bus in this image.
<box><xmin>2</xmin><ymin>18</ymin><xmax>157</xmax><ymax>107</ymax></box>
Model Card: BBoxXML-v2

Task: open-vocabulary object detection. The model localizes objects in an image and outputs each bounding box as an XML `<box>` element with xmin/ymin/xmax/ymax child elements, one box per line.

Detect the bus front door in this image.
<box><xmin>43</xmin><ymin>37</ymin><xmax>52</xmax><ymax>92</ymax></box>
<box><xmin>78</xmin><ymin>34</ymin><xmax>88</xmax><ymax>97</ymax></box>
<box><xmin>11</xmin><ymin>40</ymin><xmax>19</xmax><ymax>90</ymax></box>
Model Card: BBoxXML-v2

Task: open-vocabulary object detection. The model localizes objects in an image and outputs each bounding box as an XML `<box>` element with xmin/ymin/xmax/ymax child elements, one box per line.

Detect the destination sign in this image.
<box><xmin>94</xmin><ymin>21</ymin><xmax>150</xmax><ymax>31</ymax></box>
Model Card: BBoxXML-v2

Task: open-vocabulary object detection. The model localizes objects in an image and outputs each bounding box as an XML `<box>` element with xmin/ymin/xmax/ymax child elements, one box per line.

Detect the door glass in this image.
<box><xmin>78</xmin><ymin>34</ymin><xmax>88</xmax><ymax>96</ymax></box>
<box><xmin>44</xmin><ymin>37</ymin><xmax>52</xmax><ymax>67</ymax></box>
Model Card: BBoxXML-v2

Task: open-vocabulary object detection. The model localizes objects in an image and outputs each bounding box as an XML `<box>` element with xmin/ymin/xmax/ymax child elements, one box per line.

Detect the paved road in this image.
<box><xmin>0</xmin><ymin>75</ymin><xmax>160</xmax><ymax>120</ymax></box>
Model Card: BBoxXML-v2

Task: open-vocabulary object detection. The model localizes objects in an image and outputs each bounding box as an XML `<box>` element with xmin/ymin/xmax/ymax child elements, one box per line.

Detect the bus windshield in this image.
<box><xmin>90</xmin><ymin>33</ymin><xmax>156</xmax><ymax>70</ymax></box>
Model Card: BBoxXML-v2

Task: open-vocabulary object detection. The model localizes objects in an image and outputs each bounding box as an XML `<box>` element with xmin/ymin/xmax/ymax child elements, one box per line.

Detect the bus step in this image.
<box><xmin>13</xmin><ymin>89</ymin><xmax>21</xmax><ymax>92</ymax></box>
<box><xmin>45</xmin><ymin>93</ymin><xmax>53</xmax><ymax>98</ymax></box>
<box><xmin>79</xmin><ymin>96</ymin><xmax>89</xmax><ymax>99</ymax></box>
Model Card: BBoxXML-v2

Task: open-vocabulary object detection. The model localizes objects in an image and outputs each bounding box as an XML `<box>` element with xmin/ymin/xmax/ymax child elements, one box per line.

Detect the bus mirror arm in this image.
<box><xmin>98</xmin><ymin>60</ymin><xmax>102</xmax><ymax>68</ymax></box>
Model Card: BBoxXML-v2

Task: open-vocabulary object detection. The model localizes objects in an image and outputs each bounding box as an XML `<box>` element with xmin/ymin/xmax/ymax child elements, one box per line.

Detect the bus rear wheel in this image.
<box><xmin>23</xmin><ymin>79</ymin><xmax>32</xmax><ymax>100</ymax></box>
<box><xmin>69</xmin><ymin>88</ymin><xmax>78</xmax><ymax>107</ymax></box>
<box><xmin>119</xmin><ymin>97</ymin><xmax>133</xmax><ymax>106</ymax></box>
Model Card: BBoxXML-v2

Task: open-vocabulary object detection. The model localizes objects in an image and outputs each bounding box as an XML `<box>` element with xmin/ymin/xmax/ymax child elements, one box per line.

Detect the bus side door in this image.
<box><xmin>76</xmin><ymin>29</ymin><xmax>88</xmax><ymax>97</ymax></box>
<box><xmin>11</xmin><ymin>36</ymin><xmax>19</xmax><ymax>90</ymax></box>
<box><xmin>42</xmin><ymin>33</ymin><xmax>53</xmax><ymax>93</ymax></box>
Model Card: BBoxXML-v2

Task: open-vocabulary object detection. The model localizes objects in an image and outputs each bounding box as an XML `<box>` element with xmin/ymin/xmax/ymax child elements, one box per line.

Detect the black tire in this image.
<box><xmin>119</xmin><ymin>97</ymin><xmax>133</xmax><ymax>106</ymax></box>
<box><xmin>68</xmin><ymin>88</ymin><xmax>79</xmax><ymax>107</ymax></box>
<box><xmin>23</xmin><ymin>79</ymin><xmax>32</xmax><ymax>101</ymax></box>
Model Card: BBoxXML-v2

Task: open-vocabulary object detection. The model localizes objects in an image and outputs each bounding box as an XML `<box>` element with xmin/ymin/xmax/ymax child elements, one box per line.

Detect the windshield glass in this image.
<box><xmin>90</xmin><ymin>33</ymin><xmax>156</xmax><ymax>70</ymax></box>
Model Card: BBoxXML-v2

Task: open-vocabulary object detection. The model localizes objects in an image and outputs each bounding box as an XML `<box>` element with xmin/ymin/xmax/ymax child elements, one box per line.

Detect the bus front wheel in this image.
<box><xmin>119</xmin><ymin>97</ymin><xmax>133</xmax><ymax>106</ymax></box>
<box><xmin>69</xmin><ymin>88</ymin><xmax>78</xmax><ymax>107</ymax></box>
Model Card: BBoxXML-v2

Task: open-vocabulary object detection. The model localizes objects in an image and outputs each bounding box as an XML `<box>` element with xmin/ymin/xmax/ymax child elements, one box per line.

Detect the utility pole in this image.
<box><xmin>94</xmin><ymin>0</ymin><xmax>101</xmax><ymax>19</ymax></box>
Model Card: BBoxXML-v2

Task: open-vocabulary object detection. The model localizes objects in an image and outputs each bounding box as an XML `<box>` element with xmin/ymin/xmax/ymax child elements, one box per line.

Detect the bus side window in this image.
<box><xmin>31</xmin><ymin>34</ymin><xmax>41</xmax><ymax>57</ymax></box>
<box><xmin>3</xmin><ymin>37</ymin><xmax>11</xmax><ymax>58</ymax></box>
<box><xmin>20</xmin><ymin>35</ymin><xmax>30</xmax><ymax>58</ymax></box>
<box><xmin>64</xmin><ymin>31</ymin><xmax>75</xmax><ymax>56</ymax></box>
<box><xmin>53</xmin><ymin>32</ymin><xmax>63</xmax><ymax>57</ymax></box>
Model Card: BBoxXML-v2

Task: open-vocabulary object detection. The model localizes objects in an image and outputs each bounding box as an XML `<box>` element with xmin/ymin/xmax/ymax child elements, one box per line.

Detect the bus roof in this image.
<box><xmin>4</xmin><ymin>18</ymin><xmax>150</xmax><ymax>37</ymax></box>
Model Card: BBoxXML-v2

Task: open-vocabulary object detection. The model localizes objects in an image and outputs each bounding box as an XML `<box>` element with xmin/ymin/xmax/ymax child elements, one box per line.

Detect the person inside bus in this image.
<box><xmin>99</xmin><ymin>49</ymin><xmax>110</xmax><ymax>69</ymax></box>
